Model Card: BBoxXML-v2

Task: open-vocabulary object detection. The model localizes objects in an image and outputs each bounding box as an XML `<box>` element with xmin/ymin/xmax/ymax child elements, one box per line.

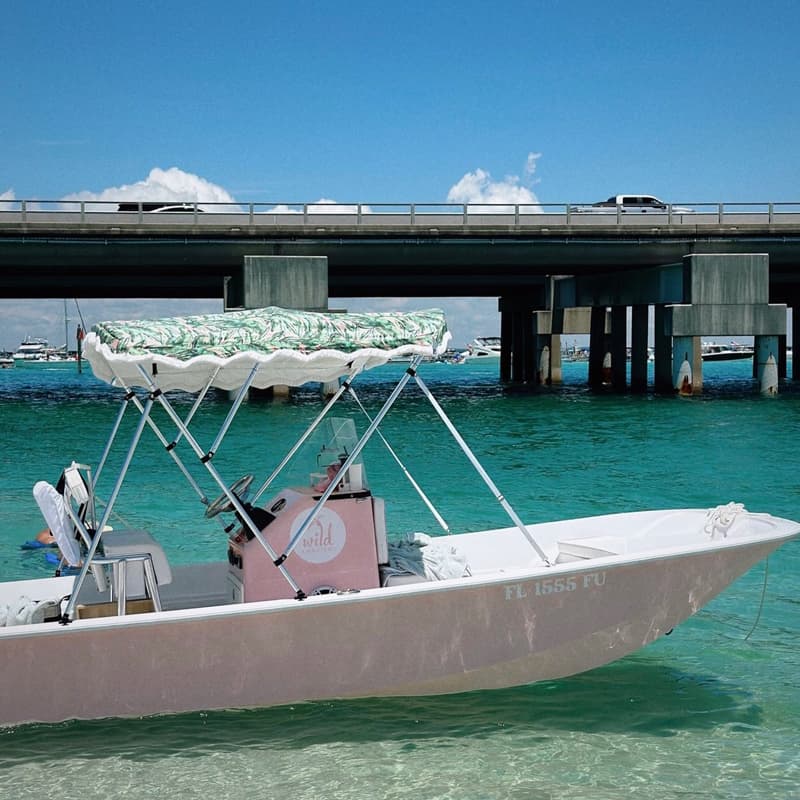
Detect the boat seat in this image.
<box><xmin>101</xmin><ymin>530</ymin><xmax>172</xmax><ymax>597</ymax></box>
<box><xmin>74</xmin><ymin>561</ymin><xmax>233</xmax><ymax>612</ymax></box>
<box><xmin>158</xmin><ymin>562</ymin><xmax>231</xmax><ymax>610</ymax></box>
<box><xmin>32</xmin><ymin>481</ymin><xmax>82</xmax><ymax>567</ymax></box>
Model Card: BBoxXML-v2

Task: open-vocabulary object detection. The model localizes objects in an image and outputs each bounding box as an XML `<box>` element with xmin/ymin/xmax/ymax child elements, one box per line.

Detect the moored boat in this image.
<box><xmin>13</xmin><ymin>337</ymin><xmax>50</xmax><ymax>361</ymax></box>
<box><xmin>11</xmin><ymin>337</ymin><xmax>74</xmax><ymax>363</ymax></box>
<box><xmin>461</xmin><ymin>336</ymin><xmax>501</xmax><ymax>360</ymax></box>
<box><xmin>0</xmin><ymin>306</ymin><xmax>797</xmax><ymax>727</ymax></box>
<box><xmin>701</xmin><ymin>341</ymin><xmax>754</xmax><ymax>361</ymax></box>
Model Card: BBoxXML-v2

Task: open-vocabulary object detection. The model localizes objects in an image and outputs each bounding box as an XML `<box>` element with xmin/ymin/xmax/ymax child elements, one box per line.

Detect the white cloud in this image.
<box><xmin>447</xmin><ymin>153</ymin><xmax>543</xmax><ymax>213</ymax></box>
<box><xmin>263</xmin><ymin>199</ymin><xmax>371</xmax><ymax>215</ymax></box>
<box><xmin>0</xmin><ymin>188</ymin><xmax>15</xmax><ymax>211</ymax></box>
<box><xmin>59</xmin><ymin>167</ymin><xmax>241</xmax><ymax>212</ymax></box>
<box><xmin>524</xmin><ymin>152</ymin><xmax>542</xmax><ymax>182</ymax></box>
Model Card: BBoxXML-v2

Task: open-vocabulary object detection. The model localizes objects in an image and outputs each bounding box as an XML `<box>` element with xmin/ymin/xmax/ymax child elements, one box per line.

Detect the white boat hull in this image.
<box><xmin>1</xmin><ymin>509</ymin><xmax>794</xmax><ymax>727</ymax></box>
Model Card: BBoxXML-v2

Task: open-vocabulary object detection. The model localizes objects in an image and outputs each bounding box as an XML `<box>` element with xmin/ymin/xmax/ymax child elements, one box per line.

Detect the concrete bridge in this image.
<box><xmin>2</xmin><ymin>200</ymin><xmax>800</xmax><ymax>392</ymax></box>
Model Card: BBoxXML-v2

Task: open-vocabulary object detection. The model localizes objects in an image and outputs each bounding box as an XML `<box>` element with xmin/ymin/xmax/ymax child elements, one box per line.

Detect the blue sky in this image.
<box><xmin>2</xmin><ymin>0</ymin><xmax>799</xmax><ymax>349</ymax></box>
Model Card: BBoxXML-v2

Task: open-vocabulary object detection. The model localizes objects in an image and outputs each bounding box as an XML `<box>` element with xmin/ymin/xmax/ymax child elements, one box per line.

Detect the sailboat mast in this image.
<box><xmin>64</xmin><ymin>299</ymin><xmax>69</xmax><ymax>355</ymax></box>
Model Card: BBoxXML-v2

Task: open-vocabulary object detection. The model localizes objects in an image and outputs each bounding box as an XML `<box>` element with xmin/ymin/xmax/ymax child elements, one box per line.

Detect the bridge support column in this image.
<box><xmin>610</xmin><ymin>305</ymin><xmax>627</xmax><ymax>389</ymax></box>
<box><xmin>534</xmin><ymin>333</ymin><xmax>550</xmax><ymax>384</ymax></box>
<box><xmin>499</xmin><ymin>296</ymin><xmax>542</xmax><ymax>385</ymax></box>
<box><xmin>777</xmin><ymin>334</ymin><xmax>788</xmax><ymax>380</ymax></box>
<box><xmin>653</xmin><ymin>305</ymin><xmax>673</xmax><ymax>392</ymax></box>
<box><xmin>517</xmin><ymin>310</ymin><xmax>535</xmax><ymax>384</ymax></box>
<box><xmin>755</xmin><ymin>335</ymin><xmax>779</xmax><ymax>394</ymax></box>
<box><xmin>588</xmin><ymin>306</ymin><xmax>608</xmax><ymax>387</ymax></box>
<box><xmin>672</xmin><ymin>336</ymin><xmax>702</xmax><ymax>394</ymax></box>
<box><xmin>225</xmin><ymin>255</ymin><xmax>328</xmax><ymax>311</ymax></box>
<box><xmin>666</xmin><ymin>254</ymin><xmax>786</xmax><ymax>395</ymax></box>
<box><xmin>225</xmin><ymin>255</ymin><xmax>329</xmax><ymax>399</ymax></box>
<box><xmin>630</xmin><ymin>304</ymin><xmax>649</xmax><ymax>392</ymax></box>
<box><xmin>549</xmin><ymin>334</ymin><xmax>563</xmax><ymax>384</ymax></box>
<box><xmin>793</xmin><ymin>306</ymin><xmax>800</xmax><ymax>381</ymax></box>
<box><xmin>533</xmin><ymin>307</ymin><xmax>590</xmax><ymax>385</ymax></box>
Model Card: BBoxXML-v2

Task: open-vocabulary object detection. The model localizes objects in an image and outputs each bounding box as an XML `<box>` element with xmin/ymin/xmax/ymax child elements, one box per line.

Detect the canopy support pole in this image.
<box><xmin>205</xmin><ymin>365</ymin><xmax>259</xmax><ymax>460</ymax></box>
<box><xmin>109</xmin><ymin>373</ymin><xmax>209</xmax><ymax>505</ymax></box>
<box><xmin>166</xmin><ymin>365</ymin><xmax>221</xmax><ymax>452</ymax></box>
<box><xmin>347</xmin><ymin>385</ymin><xmax>451</xmax><ymax>534</ymax></box>
<box><xmin>281</xmin><ymin>358</ymin><xmax>423</xmax><ymax>561</ymax></box>
<box><xmin>413</xmin><ymin>373</ymin><xmax>552</xmax><ymax>566</ymax></box>
<box><xmin>252</xmin><ymin>375</ymin><xmax>354</xmax><ymax>504</ymax></box>
<box><xmin>64</xmin><ymin>394</ymin><xmax>156</xmax><ymax>621</ymax></box>
<box><xmin>133</xmin><ymin>365</ymin><xmax>304</xmax><ymax>597</ymax></box>
<box><xmin>93</xmin><ymin>391</ymin><xmax>133</xmax><ymax>488</ymax></box>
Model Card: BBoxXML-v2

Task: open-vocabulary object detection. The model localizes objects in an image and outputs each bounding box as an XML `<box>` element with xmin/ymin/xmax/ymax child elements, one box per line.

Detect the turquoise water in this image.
<box><xmin>1</xmin><ymin>359</ymin><xmax>798</xmax><ymax>799</ymax></box>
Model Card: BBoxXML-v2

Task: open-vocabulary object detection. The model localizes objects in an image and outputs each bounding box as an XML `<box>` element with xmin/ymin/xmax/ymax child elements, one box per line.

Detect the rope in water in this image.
<box><xmin>744</xmin><ymin>556</ymin><xmax>769</xmax><ymax>641</ymax></box>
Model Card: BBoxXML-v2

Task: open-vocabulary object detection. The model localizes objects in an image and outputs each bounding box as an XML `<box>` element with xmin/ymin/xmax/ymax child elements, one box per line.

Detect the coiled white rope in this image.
<box><xmin>704</xmin><ymin>502</ymin><xmax>746</xmax><ymax>539</ymax></box>
<box><xmin>702</xmin><ymin>503</ymin><xmax>770</xmax><ymax>640</ymax></box>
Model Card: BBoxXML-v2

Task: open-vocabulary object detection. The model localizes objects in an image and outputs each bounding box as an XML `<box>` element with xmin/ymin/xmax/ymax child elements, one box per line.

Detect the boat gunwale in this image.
<box><xmin>1</xmin><ymin>513</ymin><xmax>795</xmax><ymax>640</ymax></box>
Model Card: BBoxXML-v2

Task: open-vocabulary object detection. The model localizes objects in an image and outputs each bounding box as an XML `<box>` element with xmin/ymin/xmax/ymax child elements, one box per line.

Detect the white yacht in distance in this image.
<box><xmin>461</xmin><ymin>336</ymin><xmax>501</xmax><ymax>360</ymax></box>
<box><xmin>701</xmin><ymin>341</ymin><xmax>754</xmax><ymax>362</ymax></box>
<box><xmin>12</xmin><ymin>337</ymin><xmax>73</xmax><ymax>363</ymax></box>
<box><xmin>13</xmin><ymin>337</ymin><xmax>50</xmax><ymax>361</ymax></box>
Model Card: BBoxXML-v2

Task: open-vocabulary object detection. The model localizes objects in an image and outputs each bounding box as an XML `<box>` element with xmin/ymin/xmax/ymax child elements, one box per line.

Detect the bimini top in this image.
<box><xmin>84</xmin><ymin>306</ymin><xmax>450</xmax><ymax>392</ymax></box>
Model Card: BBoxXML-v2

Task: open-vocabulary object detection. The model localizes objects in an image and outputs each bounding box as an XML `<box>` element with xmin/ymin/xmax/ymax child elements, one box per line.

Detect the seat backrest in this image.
<box><xmin>62</xmin><ymin>462</ymin><xmax>90</xmax><ymax>506</ymax></box>
<box><xmin>33</xmin><ymin>481</ymin><xmax>82</xmax><ymax>567</ymax></box>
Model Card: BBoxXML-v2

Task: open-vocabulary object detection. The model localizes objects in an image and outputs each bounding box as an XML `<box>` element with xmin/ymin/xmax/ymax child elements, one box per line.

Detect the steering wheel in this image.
<box><xmin>205</xmin><ymin>474</ymin><xmax>254</xmax><ymax>518</ymax></box>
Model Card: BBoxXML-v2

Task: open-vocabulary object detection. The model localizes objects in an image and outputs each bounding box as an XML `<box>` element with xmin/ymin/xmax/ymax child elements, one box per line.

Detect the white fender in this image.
<box><xmin>760</xmin><ymin>353</ymin><xmax>778</xmax><ymax>395</ymax></box>
<box><xmin>676</xmin><ymin>358</ymin><xmax>692</xmax><ymax>395</ymax></box>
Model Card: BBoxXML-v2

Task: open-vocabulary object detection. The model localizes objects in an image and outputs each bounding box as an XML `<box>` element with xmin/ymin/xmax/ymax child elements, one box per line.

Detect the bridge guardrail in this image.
<box><xmin>2</xmin><ymin>200</ymin><xmax>800</xmax><ymax>228</ymax></box>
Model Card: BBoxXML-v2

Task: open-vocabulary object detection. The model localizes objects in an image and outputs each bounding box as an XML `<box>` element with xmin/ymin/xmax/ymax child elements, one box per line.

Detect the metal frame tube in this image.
<box><xmin>168</xmin><ymin>365</ymin><xmax>220</xmax><ymax>450</ymax></box>
<box><xmin>142</xmin><ymin>556</ymin><xmax>162</xmax><ymax>611</ymax></box>
<box><xmin>110</xmin><ymin>372</ymin><xmax>209</xmax><ymax>504</ymax></box>
<box><xmin>283</xmin><ymin>357</ymin><xmax>423</xmax><ymax>560</ymax></box>
<box><xmin>116</xmin><ymin>561</ymin><xmax>127</xmax><ymax>616</ymax></box>
<box><xmin>93</xmin><ymin>393</ymin><xmax>131</xmax><ymax>486</ymax></box>
<box><xmin>414</xmin><ymin>373</ymin><xmax>552</xmax><ymax>565</ymax></box>
<box><xmin>347</xmin><ymin>384</ymin><xmax>450</xmax><ymax>534</ymax></box>
<box><xmin>206</xmin><ymin>365</ymin><xmax>259</xmax><ymax>457</ymax></box>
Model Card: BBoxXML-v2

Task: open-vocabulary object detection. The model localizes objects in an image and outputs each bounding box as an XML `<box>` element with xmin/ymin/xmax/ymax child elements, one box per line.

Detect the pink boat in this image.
<box><xmin>1</xmin><ymin>307</ymin><xmax>797</xmax><ymax>727</ymax></box>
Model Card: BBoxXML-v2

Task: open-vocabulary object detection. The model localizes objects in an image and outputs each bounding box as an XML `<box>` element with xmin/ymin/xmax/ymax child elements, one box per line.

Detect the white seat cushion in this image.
<box><xmin>33</xmin><ymin>481</ymin><xmax>81</xmax><ymax>567</ymax></box>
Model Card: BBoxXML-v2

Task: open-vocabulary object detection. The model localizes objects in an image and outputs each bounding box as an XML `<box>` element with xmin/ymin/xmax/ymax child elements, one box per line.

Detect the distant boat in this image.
<box><xmin>12</xmin><ymin>337</ymin><xmax>74</xmax><ymax>363</ymax></box>
<box><xmin>461</xmin><ymin>336</ymin><xmax>501</xmax><ymax>360</ymax></box>
<box><xmin>562</xmin><ymin>342</ymin><xmax>589</xmax><ymax>362</ymax></box>
<box><xmin>701</xmin><ymin>341</ymin><xmax>754</xmax><ymax>362</ymax></box>
<box><xmin>0</xmin><ymin>353</ymin><xmax>13</xmax><ymax>369</ymax></box>
<box><xmin>13</xmin><ymin>337</ymin><xmax>51</xmax><ymax>361</ymax></box>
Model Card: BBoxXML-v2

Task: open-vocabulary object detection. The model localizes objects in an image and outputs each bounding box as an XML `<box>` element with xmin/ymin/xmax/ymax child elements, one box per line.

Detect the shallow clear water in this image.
<box><xmin>1</xmin><ymin>359</ymin><xmax>798</xmax><ymax>798</ymax></box>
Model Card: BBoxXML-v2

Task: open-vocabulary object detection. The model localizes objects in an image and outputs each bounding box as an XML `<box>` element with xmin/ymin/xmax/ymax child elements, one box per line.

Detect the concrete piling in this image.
<box><xmin>755</xmin><ymin>335</ymin><xmax>779</xmax><ymax>395</ymax></box>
